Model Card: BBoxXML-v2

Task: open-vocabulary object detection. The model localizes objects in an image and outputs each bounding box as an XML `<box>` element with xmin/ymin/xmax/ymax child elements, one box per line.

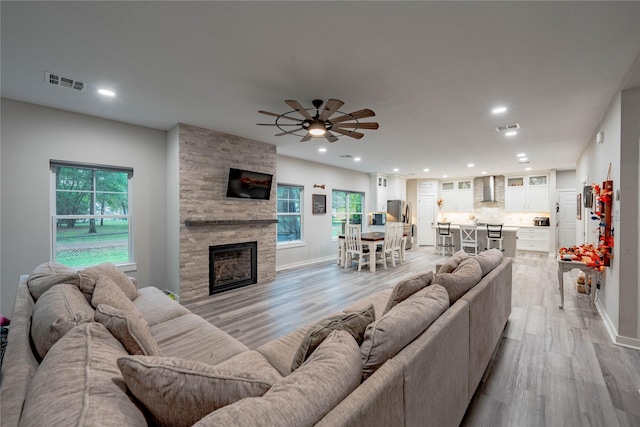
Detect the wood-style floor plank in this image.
<box><xmin>184</xmin><ymin>247</ymin><xmax>640</xmax><ymax>426</ymax></box>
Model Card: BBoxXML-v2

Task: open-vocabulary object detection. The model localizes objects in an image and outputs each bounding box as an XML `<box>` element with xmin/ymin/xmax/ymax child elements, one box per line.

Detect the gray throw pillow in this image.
<box><xmin>433</xmin><ymin>257</ymin><xmax>482</xmax><ymax>303</ymax></box>
<box><xmin>435</xmin><ymin>250</ymin><xmax>469</xmax><ymax>275</ymax></box>
<box><xmin>81</xmin><ymin>262</ymin><xmax>139</xmax><ymax>300</ymax></box>
<box><xmin>26</xmin><ymin>262</ymin><xmax>81</xmax><ymax>301</ymax></box>
<box><xmin>95</xmin><ymin>304</ymin><xmax>162</xmax><ymax>356</ymax></box>
<box><xmin>475</xmin><ymin>248</ymin><xmax>504</xmax><ymax>276</ymax></box>
<box><xmin>290</xmin><ymin>304</ymin><xmax>375</xmax><ymax>372</ymax></box>
<box><xmin>382</xmin><ymin>271</ymin><xmax>433</xmax><ymax>315</ymax></box>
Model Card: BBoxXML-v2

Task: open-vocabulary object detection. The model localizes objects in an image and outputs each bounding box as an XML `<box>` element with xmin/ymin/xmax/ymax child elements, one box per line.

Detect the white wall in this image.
<box><xmin>0</xmin><ymin>99</ymin><xmax>168</xmax><ymax>316</ymax></box>
<box><xmin>275</xmin><ymin>155</ymin><xmax>369</xmax><ymax>270</ymax></box>
<box><xmin>556</xmin><ymin>170</ymin><xmax>576</xmax><ymax>190</ymax></box>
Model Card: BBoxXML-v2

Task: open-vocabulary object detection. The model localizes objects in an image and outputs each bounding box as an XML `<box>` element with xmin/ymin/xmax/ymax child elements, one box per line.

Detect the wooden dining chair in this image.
<box><xmin>344</xmin><ymin>224</ymin><xmax>371</xmax><ymax>271</ymax></box>
<box><xmin>375</xmin><ymin>223</ymin><xmax>398</xmax><ymax>269</ymax></box>
<box><xmin>390</xmin><ymin>223</ymin><xmax>404</xmax><ymax>265</ymax></box>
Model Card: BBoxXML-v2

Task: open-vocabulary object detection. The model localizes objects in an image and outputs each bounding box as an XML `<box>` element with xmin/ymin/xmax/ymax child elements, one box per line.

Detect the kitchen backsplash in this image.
<box><xmin>438</xmin><ymin>209</ymin><xmax>550</xmax><ymax>227</ymax></box>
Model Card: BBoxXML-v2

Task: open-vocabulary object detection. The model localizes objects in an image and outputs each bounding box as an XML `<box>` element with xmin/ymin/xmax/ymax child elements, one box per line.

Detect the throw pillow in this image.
<box><xmin>435</xmin><ymin>250</ymin><xmax>468</xmax><ymax>275</ymax></box>
<box><xmin>30</xmin><ymin>283</ymin><xmax>95</xmax><ymax>359</ymax></box>
<box><xmin>433</xmin><ymin>257</ymin><xmax>482</xmax><ymax>304</ymax></box>
<box><xmin>117</xmin><ymin>350</ymin><xmax>282</xmax><ymax>427</ymax></box>
<box><xmin>81</xmin><ymin>262</ymin><xmax>138</xmax><ymax>300</ymax></box>
<box><xmin>91</xmin><ymin>275</ymin><xmax>139</xmax><ymax>313</ymax></box>
<box><xmin>361</xmin><ymin>284</ymin><xmax>449</xmax><ymax>380</ymax></box>
<box><xmin>290</xmin><ymin>304</ymin><xmax>375</xmax><ymax>372</ymax></box>
<box><xmin>95</xmin><ymin>304</ymin><xmax>162</xmax><ymax>356</ymax></box>
<box><xmin>193</xmin><ymin>330</ymin><xmax>362</xmax><ymax>427</ymax></box>
<box><xmin>475</xmin><ymin>248</ymin><xmax>504</xmax><ymax>276</ymax></box>
<box><xmin>26</xmin><ymin>261</ymin><xmax>81</xmax><ymax>301</ymax></box>
<box><xmin>382</xmin><ymin>271</ymin><xmax>434</xmax><ymax>316</ymax></box>
<box><xmin>19</xmin><ymin>323</ymin><xmax>147</xmax><ymax>426</ymax></box>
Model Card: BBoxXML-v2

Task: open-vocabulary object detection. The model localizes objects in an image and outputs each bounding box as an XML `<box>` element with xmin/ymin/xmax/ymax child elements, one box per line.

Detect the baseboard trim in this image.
<box><xmin>276</xmin><ymin>255</ymin><xmax>336</xmax><ymax>272</ymax></box>
<box><xmin>596</xmin><ymin>299</ymin><xmax>640</xmax><ymax>351</ymax></box>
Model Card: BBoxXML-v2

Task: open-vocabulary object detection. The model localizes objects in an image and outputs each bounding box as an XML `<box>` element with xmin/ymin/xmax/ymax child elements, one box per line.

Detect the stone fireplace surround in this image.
<box><xmin>179</xmin><ymin>124</ymin><xmax>277</xmax><ymax>303</ymax></box>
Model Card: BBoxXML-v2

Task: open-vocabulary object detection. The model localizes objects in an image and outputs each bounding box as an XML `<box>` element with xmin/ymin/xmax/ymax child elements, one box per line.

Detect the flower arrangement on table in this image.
<box><xmin>558</xmin><ymin>243</ymin><xmax>608</xmax><ymax>271</ymax></box>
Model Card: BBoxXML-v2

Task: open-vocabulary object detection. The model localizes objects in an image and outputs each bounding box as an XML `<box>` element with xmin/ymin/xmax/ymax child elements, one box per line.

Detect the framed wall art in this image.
<box><xmin>312</xmin><ymin>194</ymin><xmax>326</xmax><ymax>214</ymax></box>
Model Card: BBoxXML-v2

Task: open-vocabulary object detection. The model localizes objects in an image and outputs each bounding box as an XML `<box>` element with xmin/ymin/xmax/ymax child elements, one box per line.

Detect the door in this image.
<box><xmin>417</xmin><ymin>194</ymin><xmax>436</xmax><ymax>246</ymax></box>
<box><xmin>557</xmin><ymin>190</ymin><xmax>577</xmax><ymax>249</ymax></box>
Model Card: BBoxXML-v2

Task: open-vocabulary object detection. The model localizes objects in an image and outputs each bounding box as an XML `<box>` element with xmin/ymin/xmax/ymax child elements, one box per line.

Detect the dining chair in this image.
<box><xmin>344</xmin><ymin>224</ymin><xmax>371</xmax><ymax>271</ymax></box>
<box><xmin>485</xmin><ymin>224</ymin><xmax>505</xmax><ymax>251</ymax></box>
<box><xmin>390</xmin><ymin>223</ymin><xmax>404</xmax><ymax>265</ymax></box>
<box><xmin>460</xmin><ymin>224</ymin><xmax>478</xmax><ymax>256</ymax></box>
<box><xmin>437</xmin><ymin>222</ymin><xmax>454</xmax><ymax>256</ymax></box>
<box><xmin>376</xmin><ymin>223</ymin><xmax>402</xmax><ymax>269</ymax></box>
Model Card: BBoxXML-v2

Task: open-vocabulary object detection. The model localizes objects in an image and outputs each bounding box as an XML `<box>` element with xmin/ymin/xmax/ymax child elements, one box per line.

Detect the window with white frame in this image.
<box><xmin>331</xmin><ymin>190</ymin><xmax>364</xmax><ymax>238</ymax></box>
<box><xmin>50</xmin><ymin>160</ymin><xmax>133</xmax><ymax>268</ymax></box>
<box><xmin>277</xmin><ymin>184</ymin><xmax>303</xmax><ymax>243</ymax></box>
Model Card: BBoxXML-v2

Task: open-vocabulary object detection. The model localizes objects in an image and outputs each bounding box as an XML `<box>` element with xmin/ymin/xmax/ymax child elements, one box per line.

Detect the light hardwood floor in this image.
<box><xmin>185</xmin><ymin>246</ymin><xmax>640</xmax><ymax>426</ymax></box>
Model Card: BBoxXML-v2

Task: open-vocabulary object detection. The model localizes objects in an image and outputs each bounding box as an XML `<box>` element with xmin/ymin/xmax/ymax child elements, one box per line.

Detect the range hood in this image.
<box><xmin>481</xmin><ymin>176</ymin><xmax>495</xmax><ymax>202</ymax></box>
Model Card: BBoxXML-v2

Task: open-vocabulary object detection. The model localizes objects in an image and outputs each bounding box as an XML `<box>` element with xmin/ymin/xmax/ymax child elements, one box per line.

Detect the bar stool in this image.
<box><xmin>485</xmin><ymin>224</ymin><xmax>504</xmax><ymax>251</ymax></box>
<box><xmin>460</xmin><ymin>224</ymin><xmax>478</xmax><ymax>255</ymax></box>
<box><xmin>437</xmin><ymin>222</ymin><xmax>454</xmax><ymax>256</ymax></box>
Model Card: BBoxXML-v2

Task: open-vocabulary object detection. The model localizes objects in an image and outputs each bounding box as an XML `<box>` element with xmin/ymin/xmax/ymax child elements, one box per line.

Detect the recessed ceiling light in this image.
<box><xmin>505</xmin><ymin>131</ymin><xmax>518</xmax><ymax>137</ymax></box>
<box><xmin>517</xmin><ymin>153</ymin><xmax>526</xmax><ymax>157</ymax></box>
<box><xmin>354</xmin><ymin>157</ymin><xmax>361</xmax><ymax>162</ymax></box>
<box><xmin>519</xmin><ymin>157</ymin><xmax>529</xmax><ymax>162</ymax></box>
<box><xmin>492</xmin><ymin>106</ymin><xmax>507</xmax><ymax>114</ymax></box>
<box><xmin>318</xmin><ymin>148</ymin><xmax>327</xmax><ymax>152</ymax></box>
<box><xmin>481</xmin><ymin>171</ymin><xmax>487</xmax><ymax>175</ymax></box>
<box><xmin>442</xmin><ymin>174</ymin><xmax>448</xmax><ymax>178</ymax></box>
<box><xmin>393</xmin><ymin>168</ymin><xmax>399</xmax><ymax>172</ymax></box>
<box><xmin>97</xmin><ymin>89</ymin><xmax>116</xmax><ymax>97</ymax></box>
<box><xmin>423</xmin><ymin>168</ymin><xmax>430</xmax><ymax>172</ymax></box>
<box><xmin>467</xmin><ymin>163</ymin><xmax>474</xmax><ymax>168</ymax></box>
<box><xmin>525</xmin><ymin>167</ymin><xmax>532</xmax><ymax>171</ymax></box>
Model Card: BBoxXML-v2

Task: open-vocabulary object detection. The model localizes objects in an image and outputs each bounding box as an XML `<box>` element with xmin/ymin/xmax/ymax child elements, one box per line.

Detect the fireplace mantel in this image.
<box><xmin>184</xmin><ymin>219</ymin><xmax>278</xmax><ymax>227</ymax></box>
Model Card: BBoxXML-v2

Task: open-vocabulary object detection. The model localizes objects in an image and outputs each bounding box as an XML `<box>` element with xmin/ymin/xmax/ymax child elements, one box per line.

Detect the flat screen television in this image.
<box><xmin>226</xmin><ymin>168</ymin><xmax>273</xmax><ymax>200</ymax></box>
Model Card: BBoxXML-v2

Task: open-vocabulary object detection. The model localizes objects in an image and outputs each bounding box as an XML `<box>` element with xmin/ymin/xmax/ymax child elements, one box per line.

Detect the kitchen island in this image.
<box><xmin>439</xmin><ymin>224</ymin><xmax>519</xmax><ymax>258</ymax></box>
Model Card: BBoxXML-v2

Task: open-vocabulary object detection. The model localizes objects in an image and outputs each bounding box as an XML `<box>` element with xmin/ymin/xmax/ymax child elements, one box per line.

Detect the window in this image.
<box><xmin>332</xmin><ymin>190</ymin><xmax>364</xmax><ymax>238</ymax></box>
<box><xmin>51</xmin><ymin>161</ymin><xmax>133</xmax><ymax>268</ymax></box>
<box><xmin>277</xmin><ymin>184</ymin><xmax>303</xmax><ymax>243</ymax></box>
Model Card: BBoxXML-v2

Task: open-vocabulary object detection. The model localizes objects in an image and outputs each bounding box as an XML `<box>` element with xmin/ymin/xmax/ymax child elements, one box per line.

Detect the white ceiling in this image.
<box><xmin>2</xmin><ymin>1</ymin><xmax>639</xmax><ymax>179</ymax></box>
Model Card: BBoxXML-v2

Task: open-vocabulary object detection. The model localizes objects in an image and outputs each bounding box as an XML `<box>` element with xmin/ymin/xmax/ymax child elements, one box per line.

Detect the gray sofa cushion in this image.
<box><xmin>118</xmin><ymin>350</ymin><xmax>281</xmax><ymax>427</ymax></box>
<box><xmin>360</xmin><ymin>285</ymin><xmax>450</xmax><ymax>380</ymax></box>
<box><xmin>382</xmin><ymin>271</ymin><xmax>433</xmax><ymax>315</ymax></box>
<box><xmin>194</xmin><ymin>330</ymin><xmax>362</xmax><ymax>427</ymax></box>
<box><xmin>26</xmin><ymin>262</ymin><xmax>81</xmax><ymax>301</ymax></box>
<box><xmin>19</xmin><ymin>323</ymin><xmax>146</xmax><ymax>426</ymax></box>
<box><xmin>290</xmin><ymin>304</ymin><xmax>374</xmax><ymax>372</ymax></box>
<box><xmin>30</xmin><ymin>283</ymin><xmax>95</xmax><ymax>359</ymax></box>
<box><xmin>433</xmin><ymin>257</ymin><xmax>483</xmax><ymax>304</ymax></box>
<box><xmin>436</xmin><ymin>249</ymin><xmax>468</xmax><ymax>274</ymax></box>
<box><xmin>81</xmin><ymin>262</ymin><xmax>139</xmax><ymax>300</ymax></box>
<box><xmin>475</xmin><ymin>248</ymin><xmax>504</xmax><ymax>276</ymax></box>
<box><xmin>95</xmin><ymin>304</ymin><xmax>162</xmax><ymax>356</ymax></box>
<box><xmin>134</xmin><ymin>286</ymin><xmax>190</xmax><ymax>327</ymax></box>
<box><xmin>91</xmin><ymin>275</ymin><xmax>138</xmax><ymax>312</ymax></box>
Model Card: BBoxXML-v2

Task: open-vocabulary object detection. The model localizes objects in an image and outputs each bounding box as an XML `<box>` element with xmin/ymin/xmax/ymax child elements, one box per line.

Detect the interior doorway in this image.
<box><xmin>417</xmin><ymin>194</ymin><xmax>436</xmax><ymax>246</ymax></box>
<box><xmin>557</xmin><ymin>189</ymin><xmax>577</xmax><ymax>249</ymax></box>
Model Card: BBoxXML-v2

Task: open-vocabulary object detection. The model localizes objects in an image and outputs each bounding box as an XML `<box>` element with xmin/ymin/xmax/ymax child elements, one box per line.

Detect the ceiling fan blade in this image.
<box><xmin>259</xmin><ymin>110</ymin><xmax>303</xmax><ymax>122</ymax></box>
<box><xmin>300</xmin><ymin>134</ymin><xmax>313</xmax><ymax>142</ymax></box>
<box><xmin>257</xmin><ymin>123</ymin><xmax>300</xmax><ymax>126</ymax></box>
<box><xmin>333</xmin><ymin>122</ymin><xmax>379</xmax><ymax>130</ymax></box>
<box><xmin>330</xmin><ymin>109</ymin><xmax>376</xmax><ymax>124</ymax></box>
<box><xmin>318</xmin><ymin>99</ymin><xmax>344</xmax><ymax>121</ymax></box>
<box><xmin>285</xmin><ymin>100</ymin><xmax>314</xmax><ymax>120</ymax></box>
<box><xmin>324</xmin><ymin>132</ymin><xmax>339</xmax><ymax>143</ymax></box>
<box><xmin>331</xmin><ymin>128</ymin><xmax>364</xmax><ymax>139</ymax></box>
<box><xmin>275</xmin><ymin>128</ymin><xmax>303</xmax><ymax>136</ymax></box>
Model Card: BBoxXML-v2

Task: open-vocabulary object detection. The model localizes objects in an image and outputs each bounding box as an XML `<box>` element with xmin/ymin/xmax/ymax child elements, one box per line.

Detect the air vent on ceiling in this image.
<box><xmin>340</xmin><ymin>154</ymin><xmax>353</xmax><ymax>158</ymax></box>
<box><xmin>45</xmin><ymin>71</ymin><xmax>86</xmax><ymax>91</ymax></box>
<box><xmin>495</xmin><ymin>123</ymin><xmax>520</xmax><ymax>132</ymax></box>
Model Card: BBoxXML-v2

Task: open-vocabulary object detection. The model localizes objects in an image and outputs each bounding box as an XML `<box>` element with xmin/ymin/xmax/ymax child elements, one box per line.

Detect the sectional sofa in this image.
<box><xmin>1</xmin><ymin>249</ymin><xmax>511</xmax><ymax>426</ymax></box>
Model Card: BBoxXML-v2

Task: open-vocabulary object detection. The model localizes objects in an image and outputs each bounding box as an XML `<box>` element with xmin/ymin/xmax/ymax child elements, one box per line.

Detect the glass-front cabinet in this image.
<box><xmin>505</xmin><ymin>173</ymin><xmax>549</xmax><ymax>212</ymax></box>
<box><xmin>440</xmin><ymin>179</ymin><xmax>473</xmax><ymax>212</ymax></box>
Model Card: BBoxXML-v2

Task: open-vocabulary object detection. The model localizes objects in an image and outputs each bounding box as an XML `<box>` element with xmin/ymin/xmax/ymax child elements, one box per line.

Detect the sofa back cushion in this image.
<box><xmin>91</xmin><ymin>275</ymin><xmax>139</xmax><ymax>312</ymax></box>
<box><xmin>30</xmin><ymin>283</ymin><xmax>95</xmax><ymax>359</ymax></box>
<box><xmin>360</xmin><ymin>285</ymin><xmax>450</xmax><ymax>380</ymax></box>
<box><xmin>193</xmin><ymin>330</ymin><xmax>362</xmax><ymax>427</ymax></box>
<box><xmin>475</xmin><ymin>248</ymin><xmax>504</xmax><ymax>276</ymax></box>
<box><xmin>81</xmin><ymin>262</ymin><xmax>139</xmax><ymax>300</ymax></box>
<box><xmin>26</xmin><ymin>262</ymin><xmax>81</xmax><ymax>301</ymax></box>
<box><xmin>118</xmin><ymin>350</ymin><xmax>281</xmax><ymax>427</ymax></box>
<box><xmin>19</xmin><ymin>323</ymin><xmax>146</xmax><ymax>426</ymax></box>
<box><xmin>382</xmin><ymin>271</ymin><xmax>433</xmax><ymax>316</ymax></box>
<box><xmin>433</xmin><ymin>257</ymin><xmax>483</xmax><ymax>304</ymax></box>
<box><xmin>290</xmin><ymin>304</ymin><xmax>374</xmax><ymax>372</ymax></box>
<box><xmin>435</xmin><ymin>250</ymin><xmax>468</xmax><ymax>275</ymax></box>
<box><xmin>95</xmin><ymin>304</ymin><xmax>162</xmax><ymax>356</ymax></box>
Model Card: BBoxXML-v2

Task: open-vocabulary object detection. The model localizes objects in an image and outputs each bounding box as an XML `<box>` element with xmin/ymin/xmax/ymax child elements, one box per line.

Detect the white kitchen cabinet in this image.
<box><xmin>505</xmin><ymin>174</ymin><xmax>549</xmax><ymax>212</ymax></box>
<box><xmin>369</xmin><ymin>173</ymin><xmax>388</xmax><ymax>212</ymax></box>
<box><xmin>387</xmin><ymin>175</ymin><xmax>407</xmax><ymax>201</ymax></box>
<box><xmin>440</xmin><ymin>180</ymin><xmax>473</xmax><ymax>212</ymax></box>
<box><xmin>517</xmin><ymin>227</ymin><xmax>550</xmax><ymax>252</ymax></box>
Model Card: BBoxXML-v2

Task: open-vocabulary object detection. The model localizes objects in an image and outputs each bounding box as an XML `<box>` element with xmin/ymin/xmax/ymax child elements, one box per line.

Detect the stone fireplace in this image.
<box><xmin>209</xmin><ymin>241</ymin><xmax>257</xmax><ymax>294</ymax></box>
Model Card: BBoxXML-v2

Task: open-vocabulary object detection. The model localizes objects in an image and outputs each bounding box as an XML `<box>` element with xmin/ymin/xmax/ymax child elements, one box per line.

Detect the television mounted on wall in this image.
<box><xmin>226</xmin><ymin>168</ymin><xmax>273</xmax><ymax>200</ymax></box>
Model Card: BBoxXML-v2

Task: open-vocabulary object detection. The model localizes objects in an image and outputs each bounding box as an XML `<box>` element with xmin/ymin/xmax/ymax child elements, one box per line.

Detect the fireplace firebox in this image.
<box><xmin>209</xmin><ymin>241</ymin><xmax>257</xmax><ymax>295</ymax></box>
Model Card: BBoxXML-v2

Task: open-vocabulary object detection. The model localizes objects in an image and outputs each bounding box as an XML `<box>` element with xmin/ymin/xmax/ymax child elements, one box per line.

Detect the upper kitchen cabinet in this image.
<box><xmin>369</xmin><ymin>173</ymin><xmax>388</xmax><ymax>212</ymax></box>
<box><xmin>505</xmin><ymin>174</ymin><xmax>549</xmax><ymax>212</ymax></box>
<box><xmin>387</xmin><ymin>175</ymin><xmax>407</xmax><ymax>201</ymax></box>
<box><xmin>440</xmin><ymin>179</ymin><xmax>473</xmax><ymax>212</ymax></box>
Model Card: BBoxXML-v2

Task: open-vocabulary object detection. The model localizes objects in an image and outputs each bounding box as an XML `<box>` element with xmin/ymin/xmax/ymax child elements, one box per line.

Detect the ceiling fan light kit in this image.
<box><xmin>258</xmin><ymin>99</ymin><xmax>379</xmax><ymax>143</ymax></box>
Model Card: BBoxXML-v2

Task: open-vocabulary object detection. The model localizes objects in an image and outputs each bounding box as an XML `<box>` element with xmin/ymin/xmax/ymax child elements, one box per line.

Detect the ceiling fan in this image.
<box><xmin>257</xmin><ymin>99</ymin><xmax>379</xmax><ymax>143</ymax></box>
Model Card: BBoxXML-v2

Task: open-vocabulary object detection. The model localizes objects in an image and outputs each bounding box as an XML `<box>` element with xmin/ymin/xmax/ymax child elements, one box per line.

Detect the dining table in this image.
<box><xmin>338</xmin><ymin>232</ymin><xmax>406</xmax><ymax>272</ymax></box>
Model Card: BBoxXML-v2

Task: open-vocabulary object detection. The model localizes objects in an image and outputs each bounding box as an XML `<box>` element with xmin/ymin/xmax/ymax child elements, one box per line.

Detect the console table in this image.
<box><xmin>557</xmin><ymin>258</ymin><xmax>596</xmax><ymax>310</ymax></box>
